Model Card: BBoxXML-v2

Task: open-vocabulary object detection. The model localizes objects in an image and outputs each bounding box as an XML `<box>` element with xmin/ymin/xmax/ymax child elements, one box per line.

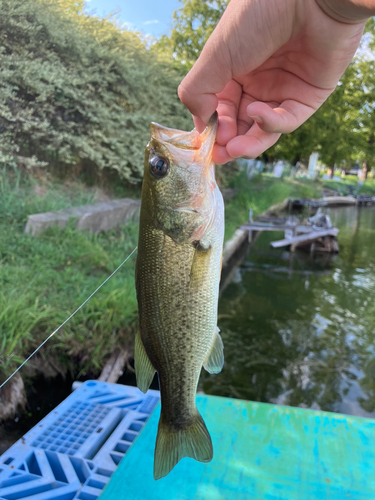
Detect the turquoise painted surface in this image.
<box><xmin>100</xmin><ymin>396</ymin><xmax>375</xmax><ymax>499</ymax></box>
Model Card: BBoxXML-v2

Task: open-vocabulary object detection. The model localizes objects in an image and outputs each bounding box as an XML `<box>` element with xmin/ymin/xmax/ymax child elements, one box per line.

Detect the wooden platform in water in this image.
<box><xmin>100</xmin><ymin>395</ymin><xmax>375</xmax><ymax>500</ymax></box>
<box><xmin>270</xmin><ymin>228</ymin><xmax>339</xmax><ymax>249</ymax></box>
<box><xmin>240</xmin><ymin>221</ymin><xmax>339</xmax><ymax>253</ymax></box>
<box><xmin>357</xmin><ymin>195</ymin><xmax>375</xmax><ymax>206</ymax></box>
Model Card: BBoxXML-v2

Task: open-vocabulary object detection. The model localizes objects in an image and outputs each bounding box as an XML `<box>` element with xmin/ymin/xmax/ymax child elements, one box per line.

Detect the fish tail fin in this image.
<box><xmin>153</xmin><ymin>410</ymin><xmax>213</xmax><ymax>480</ymax></box>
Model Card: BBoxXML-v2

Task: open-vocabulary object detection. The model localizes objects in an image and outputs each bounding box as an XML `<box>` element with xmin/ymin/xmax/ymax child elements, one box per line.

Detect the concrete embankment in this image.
<box><xmin>25</xmin><ymin>198</ymin><xmax>141</xmax><ymax>236</ymax></box>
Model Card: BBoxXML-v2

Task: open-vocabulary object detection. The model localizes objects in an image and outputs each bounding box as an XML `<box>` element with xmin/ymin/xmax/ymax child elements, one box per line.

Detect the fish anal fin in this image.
<box><xmin>154</xmin><ymin>411</ymin><xmax>213</xmax><ymax>480</ymax></box>
<box><xmin>135</xmin><ymin>331</ymin><xmax>156</xmax><ymax>393</ymax></box>
<box><xmin>203</xmin><ymin>328</ymin><xmax>224</xmax><ymax>374</ymax></box>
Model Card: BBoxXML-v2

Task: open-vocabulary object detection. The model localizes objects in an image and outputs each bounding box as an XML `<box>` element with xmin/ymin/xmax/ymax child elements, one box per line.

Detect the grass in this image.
<box><xmin>0</xmin><ymin>167</ymin><xmax>140</xmax><ymax>381</ymax></box>
<box><xmin>320</xmin><ymin>176</ymin><xmax>375</xmax><ymax>196</ymax></box>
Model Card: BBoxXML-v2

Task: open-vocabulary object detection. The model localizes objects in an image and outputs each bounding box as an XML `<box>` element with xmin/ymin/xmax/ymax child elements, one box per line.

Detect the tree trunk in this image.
<box><xmin>362</xmin><ymin>161</ymin><xmax>368</xmax><ymax>181</ymax></box>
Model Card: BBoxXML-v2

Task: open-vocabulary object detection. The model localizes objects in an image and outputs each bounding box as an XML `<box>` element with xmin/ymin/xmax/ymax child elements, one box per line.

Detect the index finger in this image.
<box><xmin>215</xmin><ymin>79</ymin><xmax>243</xmax><ymax>146</ymax></box>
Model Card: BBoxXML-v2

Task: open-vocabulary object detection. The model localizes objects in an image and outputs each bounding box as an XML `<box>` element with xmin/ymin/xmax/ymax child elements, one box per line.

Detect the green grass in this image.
<box><xmin>0</xmin><ymin>168</ymin><xmax>139</xmax><ymax>380</ymax></box>
<box><xmin>320</xmin><ymin>176</ymin><xmax>375</xmax><ymax>196</ymax></box>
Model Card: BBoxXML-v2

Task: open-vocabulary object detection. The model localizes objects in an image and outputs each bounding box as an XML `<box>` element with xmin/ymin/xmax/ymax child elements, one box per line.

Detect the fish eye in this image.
<box><xmin>149</xmin><ymin>155</ymin><xmax>169</xmax><ymax>179</ymax></box>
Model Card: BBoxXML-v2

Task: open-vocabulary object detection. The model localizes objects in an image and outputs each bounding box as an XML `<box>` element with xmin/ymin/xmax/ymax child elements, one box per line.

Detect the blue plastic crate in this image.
<box><xmin>0</xmin><ymin>381</ymin><xmax>160</xmax><ymax>500</ymax></box>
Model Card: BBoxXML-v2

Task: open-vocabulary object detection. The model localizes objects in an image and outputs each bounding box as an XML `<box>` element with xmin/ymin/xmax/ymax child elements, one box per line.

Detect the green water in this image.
<box><xmin>202</xmin><ymin>207</ymin><xmax>375</xmax><ymax>418</ymax></box>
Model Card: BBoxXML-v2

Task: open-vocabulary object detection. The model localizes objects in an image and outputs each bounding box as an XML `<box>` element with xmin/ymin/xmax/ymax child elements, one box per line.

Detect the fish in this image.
<box><xmin>135</xmin><ymin>112</ymin><xmax>224</xmax><ymax>480</ymax></box>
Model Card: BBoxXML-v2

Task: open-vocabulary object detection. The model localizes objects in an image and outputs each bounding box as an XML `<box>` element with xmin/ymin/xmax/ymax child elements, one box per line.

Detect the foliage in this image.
<box><xmin>159</xmin><ymin>0</ymin><xmax>228</xmax><ymax>71</ymax></box>
<box><xmin>0</xmin><ymin>0</ymin><xmax>191</xmax><ymax>182</ymax></box>
<box><xmin>320</xmin><ymin>176</ymin><xmax>375</xmax><ymax>196</ymax></box>
<box><xmin>0</xmin><ymin>291</ymin><xmax>56</xmax><ymax>376</ymax></box>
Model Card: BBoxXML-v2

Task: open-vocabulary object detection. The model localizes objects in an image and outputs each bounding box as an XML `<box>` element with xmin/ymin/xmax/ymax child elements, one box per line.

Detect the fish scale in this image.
<box><xmin>135</xmin><ymin>113</ymin><xmax>224</xmax><ymax>480</ymax></box>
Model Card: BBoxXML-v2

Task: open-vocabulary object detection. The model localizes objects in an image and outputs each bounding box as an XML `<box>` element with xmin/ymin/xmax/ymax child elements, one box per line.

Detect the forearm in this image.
<box><xmin>316</xmin><ymin>0</ymin><xmax>375</xmax><ymax>23</ymax></box>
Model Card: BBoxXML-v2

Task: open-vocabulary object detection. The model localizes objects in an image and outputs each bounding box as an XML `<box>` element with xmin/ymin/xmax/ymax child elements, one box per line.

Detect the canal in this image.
<box><xmin>201</xmin><ymin>206</ymin><xmax>375</xmax><ymax>418</ymax></box>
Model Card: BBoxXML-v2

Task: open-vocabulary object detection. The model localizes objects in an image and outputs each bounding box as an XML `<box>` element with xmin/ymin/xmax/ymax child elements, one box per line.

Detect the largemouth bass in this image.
<box><xmin>135</xmin><ymin>112</ymin><xmax>224</xmax><ymax>480</ymax></box>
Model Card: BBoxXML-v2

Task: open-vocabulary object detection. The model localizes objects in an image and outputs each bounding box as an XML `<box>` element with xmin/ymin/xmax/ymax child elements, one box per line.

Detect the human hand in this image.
<box><xmin>178</xmin><ymin>0</ymin><xmax>373</xmax><ymax>164</ymax></box>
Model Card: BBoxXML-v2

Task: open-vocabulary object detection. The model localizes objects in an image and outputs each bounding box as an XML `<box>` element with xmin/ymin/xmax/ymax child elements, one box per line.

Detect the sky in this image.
<box><xmin>84</xmin><ymin>0</ymin><xmax>181</xmax><ymax>37</ymax></box>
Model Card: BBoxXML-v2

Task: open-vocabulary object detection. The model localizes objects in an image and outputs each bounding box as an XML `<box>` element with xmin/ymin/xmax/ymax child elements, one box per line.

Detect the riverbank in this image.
<box><xmin>0</xmin><ymin>169</ymin><xmax>140</xmax><ymax>387</ymax></box>
<box><xmin>223</xmin><ymin>173</ymin><xmax>320</xmax><ymax>241</ymax></box>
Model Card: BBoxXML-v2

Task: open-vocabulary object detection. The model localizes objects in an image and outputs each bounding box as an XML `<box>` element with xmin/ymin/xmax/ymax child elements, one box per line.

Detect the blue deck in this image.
<box><xmin>100</xmin><ymin>395</ymin><xmax>375</xmax><ymax>500</ymax></box>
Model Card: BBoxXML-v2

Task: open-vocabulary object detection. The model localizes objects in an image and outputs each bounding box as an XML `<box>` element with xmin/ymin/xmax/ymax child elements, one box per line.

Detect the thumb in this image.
<box><xmin>177</xmin><ymin>32</ymin><xmax>233</xmax><ymax>130</ymax></box>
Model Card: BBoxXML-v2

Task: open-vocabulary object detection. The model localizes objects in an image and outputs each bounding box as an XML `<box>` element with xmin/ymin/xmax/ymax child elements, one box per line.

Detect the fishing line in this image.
<box><xmin>0</xmin><ymin>245</ymin><xmax>138</xmax><ymax>390</ymax></box>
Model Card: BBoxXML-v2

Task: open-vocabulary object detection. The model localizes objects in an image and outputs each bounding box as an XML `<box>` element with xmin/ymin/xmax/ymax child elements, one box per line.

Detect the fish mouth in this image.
<box><xmin>150</xmin><ymin>112</ymin><xmax>218</xmax><ymax>158</ymax></box>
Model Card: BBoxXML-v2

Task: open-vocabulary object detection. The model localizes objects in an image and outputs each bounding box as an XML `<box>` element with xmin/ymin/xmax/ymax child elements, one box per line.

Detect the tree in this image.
<box><xmin>160</xmin><ymin>0</ymin><xmax>228</xmax><ymax>71</ymax></box>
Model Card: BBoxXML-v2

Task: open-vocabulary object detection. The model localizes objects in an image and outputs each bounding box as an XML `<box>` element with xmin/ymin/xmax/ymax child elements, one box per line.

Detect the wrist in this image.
<box><xmin>316</xmin><ymin>0</ymin><xmax>375</xmax><ymax>23</ymax></box>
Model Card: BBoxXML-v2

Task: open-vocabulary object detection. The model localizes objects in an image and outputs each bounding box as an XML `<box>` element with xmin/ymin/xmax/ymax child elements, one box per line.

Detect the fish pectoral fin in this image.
<box><xmin>203</xmin><ymin>327</ymin><xmax>224</xmax><ymax>374</ymax></box>
<box><xmin>189</xmin><ymin>236</ymin><xmax>212</xmax><ymax>287</ymax></box>
<box><xmin>154</xmin><ymin>411</ymin><xmax>213</xmax><ymax>480</ymax></box>
<box><xmin>135</xmin><ymin>331</ymin><xmax>156</xmax><ymax>393</ymax></box>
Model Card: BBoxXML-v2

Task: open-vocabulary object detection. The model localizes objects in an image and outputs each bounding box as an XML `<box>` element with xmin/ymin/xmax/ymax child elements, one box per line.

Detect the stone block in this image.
<box><xmin>25</xmin><ymin>198</ymin><xmax>141</xmax><ymax>236</ymax></box>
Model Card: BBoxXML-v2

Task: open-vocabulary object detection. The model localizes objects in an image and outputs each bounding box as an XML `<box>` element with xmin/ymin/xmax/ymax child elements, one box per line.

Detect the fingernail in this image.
<box><xmin>248</xmin><ymin>115</ymin><xmax>263</xmax><ymax>124</ymax></box>
<box><xmin>193</xmin><ymin>115</ymin><xmax>207</xmax><ymax>133</ymax></box>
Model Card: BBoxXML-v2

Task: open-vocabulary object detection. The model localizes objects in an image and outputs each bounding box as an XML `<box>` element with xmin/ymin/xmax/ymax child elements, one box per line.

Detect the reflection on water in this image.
<box><xmin>202</xmin><ymin>207</ymin><xmax>375</xmax><ymax>418</ymax></box>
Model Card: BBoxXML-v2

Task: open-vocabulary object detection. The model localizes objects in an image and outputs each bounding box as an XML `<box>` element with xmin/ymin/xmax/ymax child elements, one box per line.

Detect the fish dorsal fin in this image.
<box><xmin>135</xmin><ymin>330</ymin><xmax>156</xmax><ymax>393</ymax></box>
<box><xmin>203</xmin><ymin>327</ymin><xmax>224</xmax><ymax>374</ymax></box>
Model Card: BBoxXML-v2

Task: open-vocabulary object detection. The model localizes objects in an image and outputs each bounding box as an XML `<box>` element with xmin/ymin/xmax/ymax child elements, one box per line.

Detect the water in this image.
<box><xmin>202</xmin><ymin>207</ymin><xmax>375</xmax><ymax>418</ymax></box>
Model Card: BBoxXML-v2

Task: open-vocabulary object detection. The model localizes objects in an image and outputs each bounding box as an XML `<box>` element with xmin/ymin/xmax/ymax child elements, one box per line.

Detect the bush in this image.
<box><xmin>0</xmin><ymin>0</ymin><xmax>191</xmax><ymax>182</ymax></box>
